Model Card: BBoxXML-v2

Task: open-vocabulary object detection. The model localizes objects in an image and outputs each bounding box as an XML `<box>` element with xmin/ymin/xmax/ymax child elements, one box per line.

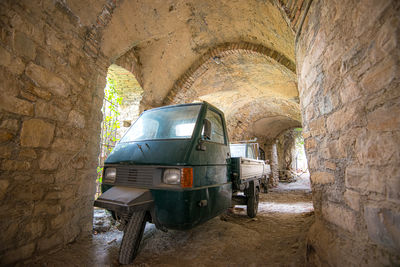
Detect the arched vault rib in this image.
<box><xmin>163</xmin><ymin>42</ymin><xmax>296</xmax><ymax>105</ymax></box>
<box><xmin>225</xmin><ymin>97</ymin><xmax>302</xmax><ymax>141</ymax></box>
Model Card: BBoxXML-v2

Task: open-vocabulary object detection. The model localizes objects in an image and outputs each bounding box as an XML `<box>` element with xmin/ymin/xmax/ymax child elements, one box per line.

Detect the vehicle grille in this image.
<box><xmin>115</xmin><ymin>166</ymin><xmax>154</xmax><ymax>188</ymax></box>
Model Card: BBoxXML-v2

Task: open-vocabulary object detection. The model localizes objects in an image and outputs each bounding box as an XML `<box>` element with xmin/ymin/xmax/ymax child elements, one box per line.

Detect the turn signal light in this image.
<box><xmin>181</xmin><ymin>168</ymin><xmax>193</xmax><ymax>188</ymax></box>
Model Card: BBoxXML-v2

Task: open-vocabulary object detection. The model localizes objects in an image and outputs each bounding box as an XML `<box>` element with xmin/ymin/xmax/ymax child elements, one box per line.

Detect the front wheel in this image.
<box><xmin>119</xmin><ymin>210</ymin><xmax>147</xmax><ymax>265</ymax></box>
<box><xmin>247</xmin><ymin>187</ymin><xmax>259</xmax><ymax>218</ymax></box>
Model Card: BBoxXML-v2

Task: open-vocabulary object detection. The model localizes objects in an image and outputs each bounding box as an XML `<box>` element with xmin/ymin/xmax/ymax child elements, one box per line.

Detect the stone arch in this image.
<box><xmin>163</xmin><ymin>42</ymin><xmax>296</xmax><ymax>105</ymax></box>
<box><xmin>224</xmin><ymin>97</ymin><xmax>301</xmax><ymax>141</ymax></box>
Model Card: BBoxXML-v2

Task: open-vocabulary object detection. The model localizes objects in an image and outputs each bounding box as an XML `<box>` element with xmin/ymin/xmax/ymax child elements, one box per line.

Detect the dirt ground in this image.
<box><xmin>25</xmin><ymin>174</ymin><xmax>314</xmax><ymax>267</ymax></box>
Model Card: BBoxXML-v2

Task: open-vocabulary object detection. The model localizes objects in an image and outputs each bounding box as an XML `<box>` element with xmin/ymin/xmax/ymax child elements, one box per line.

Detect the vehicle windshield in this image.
<box><xmin>120</xmin><ymin>104</ymin><xmax>202</xmax><ymax>142</ymax></box>
<box><xmin>230</xmin><ymin>143</ymin><xmax>257</xmax><ymax>159</ymax></box>
<box><xmin>230</xmin><ymin>144</ymin><xmax>247</xmax><ymax>158</ymax></box>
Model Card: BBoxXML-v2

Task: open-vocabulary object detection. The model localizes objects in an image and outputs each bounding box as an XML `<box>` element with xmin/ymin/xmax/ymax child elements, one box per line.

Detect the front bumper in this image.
<box><xmin>94</xmin><ymin>186</ymin><xmax>154</xmax><ymax>214</ymax></box>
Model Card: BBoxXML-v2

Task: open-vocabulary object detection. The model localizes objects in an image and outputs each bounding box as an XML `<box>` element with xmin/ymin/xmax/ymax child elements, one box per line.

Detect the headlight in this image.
<box><xmin>103</xmin><ymin>168</ymin><xmax>116</xmax><ymax>184</ymax></box>
<box><xmin>163</xmin><ymin>169</ymin><xmax>181</xmax><ymax>184</ymax></box>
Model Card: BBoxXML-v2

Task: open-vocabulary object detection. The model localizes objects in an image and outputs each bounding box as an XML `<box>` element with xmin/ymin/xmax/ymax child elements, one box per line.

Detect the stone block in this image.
<box><xmin>361</xmin><ymin>58</ymin><xmax>397</xmax><ymax>95</ymax></box>
<box><xmin>27</xmin><ymin>85</ymin><xmax>52</xmax><ymax>100</ymax></box>
<box><xmin>355</xmin><ymin>131</ymin><xmax>398</xmax><ymax>166</ymax></box>
<box><xmin>0</xmin><ymin>243</ymin><xmax>35</xmax><ymax>265</ymax></box>
<box><xmin>385</xmin><ymin>167</ymin><xmax>400</xmax><ymax>203</ymax></box>
<box><xmin>52</xmin><ymin>137</ymin><xmax>83</xmax><ymax>152</ymax></box>
<box><xmin>18</xmin><ymin>148</ymin><xmax>37</xmax><ymax>159</ymax></box>
<box><xmin>305</xmin><ymin>137</ymin><xmax>316</xmax><ymax>150</ymax></box>
<box><xmin>344</xmin><ymin>189</ymin><xmax>360</xmax><ymax>211</ymax></box>
<box><xmin>322</xmin><ymin>202</ymin><xmax>357</xmax><ymax>232</ymax></box>
<box><xmin>309</xmin><ymin>116</ymin><xmax>326</xmax><ymax>136</ymax></box>
<box><xmin>340</xmin><ymin>76</ymin><xmax>361</xmax><ymax>104</ymax></box>
<box><xmin>35</xmin><ymin>100</ymin><xmax>68</xmax><ymax>121</ymax></box>
<box><xmin>326</xmin><ymin>105</ymin><xmax>363</xmax><ymax>134</ymax></box>
<box><xmin>0</xmin><ymin>129</ymin><xmax>13</xmax><ymax>143</ymax></box>
<box><xmin>311</xmin><ymin>171</ymin><xmax>335</xmax><ymax>185</ymax></box>
<box><xmin>303</xmin><ymin>131</ymin><xmax>311</xmax><ymax>139</ymax></box>
<box><xmin>39</xmin><ymin>151</ymin><xmax>60</xmax><ymax>170</ymax></box>
<box><xmin>0</xmin><ymin>45</ymin><xmax>25</xmax><ymax>75</ymax></box>
<box><xmin>0</xmin><ymin>145</ymin><xmax>13</xmax><ymax>159</ymax></box>
<box><xmin>25</xmin><ymin>63</ymin><xmax>70</xmax><ymax>97</ymax></box>
<box><xmin>13</xmin><ymin>175</ymin><xmax>32</xmax><ymax>182</ymax></box>
<box><xmin>20</xmin><ymin>119</ymin><xmax>55</xmax><ymax>148</ymax></box>
<box><xmin>45</xmin><ymin>30</ymin><xmax>66</xmax><ymax>54</ymax></box>
<box><xmin>14</xmin><ymin>31</ymin><xmax>36</xmax><ymax>60</ymax></box>
<box><xmin>367</xmin><ymin>104</ymin><xmax>400</xmax><ymax>132</ymax></box>
<box><xmin>337</xmin><ymin>128</ymin><xmax>363</xmax><ymax>158</ymax></box>
<box><xmin>340</xmin><ymin>45</ymin><xmax>366</xmax><ymax>75</ymax></box>
<box><xmin>67</xmin><ymin>110</ymin><xmax>85</xmax><ymax>129</ymax></box>
<box><xmin>26</xmin><ymin>219</ymin><xmax>45</xmax><ymax>240</ymax></box>
<box><xmin>30</xmin><ymin>173</ymin><xmax>53</xmax><ymax>185</ymax></box>
<box><xmin>70</xmin><ymin>156</ymin><xmax>87</xmax><ymax>169</ymax></box>
<box><xmin>46</xmin><ymin>189</ymin><xmax>74</xmax><ymax>200</ymax></box>
<box><xmin>307</xmin><ymin>154</ymin><xmax>318</xmax><ymax>171</ymax></box>
<box><xmin>1</xmin><ymin>160</ymin><xmax>31</xmax><ymax>171</ymax></box>
<box><xmin>322</xmin><ymin>139</ymin><xmax>346</xmax><ymax>159</ymax></box>
<box><xmin>0</xmin><ymin>119</ymin><xmax>20</xmax><ymax>133</ymax></box>
<box><xmin>14</xmin><ymin>185</ymin><xmax>46</xmax><ymax>201</ymax></box>
<box><xmin>345</xmin><ymin>165</ymin><xmax>369</xmax><ymax>190</ymax></box>
<box><xmin>0</xmin><ymin>179</ymin><xmax>10</xmax><ymax>200</ymax></box>
<box><xmin>376</xmin><ymin>16</ymin><xmax>398</xmax><ymax>54</ymax></box>
<box><xmin>51</xmin><ymin>212</ymin><xmax>71</xmax><ymax>229</ymax></box>
<box><xmin>20</xmin><ymin>90</ymin><xmax>37</xmax><ymax>102</ymax></box>
<box><xmin>0</xmin><ymin>95</ymin><xmax>34</xmax><ymax>116</ymax></box>
<box><xmin>37</xmin><ymin>233</ymin><xmax>62</xmax><ymax>252</ymax></box>
<box><xmin>304</xmin><ymin>103</ymin><xmax>315</xmax><ymax>121</ymax></box>
<box><xmin>34</xmin><ymin>202</ymin><xmax>62</xmax><ymax>216</ymax></box>
<box><xmin>364</xmin><ymin>204</ymin><xmax>400</xmax><ymax>250</ymax></box>
<box><xmin>345</xmin><ymin>165</ymin><xmax>385</xmax><ymax>195</ymax></box>
<box><xmin>367</xmin><ymin>168</ymin><xmax>386</xmax><ymax>195</ymax></box>
<box><xmin>63</xmin><ymin>222</ymin><xmax>80</xmax><ymax>243</ymax></box>
<box><xmin>324</xmin><ymin>161</ymin><xmax>336</xmax><ymax>170</ymax></box>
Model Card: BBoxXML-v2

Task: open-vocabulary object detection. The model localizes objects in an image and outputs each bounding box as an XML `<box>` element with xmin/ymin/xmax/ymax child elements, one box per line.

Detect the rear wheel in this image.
<box><xmin>247</xmin><ymin>187</ymin><xmax>259</xmax><ymax>218</ymax></box>
<box><xmin>119</xmin><ymin>210</ymin><xmax>147</xmax><ymax>265</ymax></box>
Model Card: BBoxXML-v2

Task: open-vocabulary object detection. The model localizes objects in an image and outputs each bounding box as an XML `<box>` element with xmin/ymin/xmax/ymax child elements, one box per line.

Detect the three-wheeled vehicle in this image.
<box><xmin>94</xmin><ymin>102</ymin><xmax>269</xmax><ymax>264</ymax></box>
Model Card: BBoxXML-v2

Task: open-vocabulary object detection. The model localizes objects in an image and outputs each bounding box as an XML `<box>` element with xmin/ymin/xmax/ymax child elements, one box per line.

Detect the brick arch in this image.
<box><xmin>163</xmin><ymin>42</ymin><xmax>296</xmax><ymax>105</ymax></box>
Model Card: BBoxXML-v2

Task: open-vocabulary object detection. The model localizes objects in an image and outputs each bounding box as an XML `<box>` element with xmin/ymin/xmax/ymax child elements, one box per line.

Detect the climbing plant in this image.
<box><xmin>293</xmin><ymin>128</ymin><xmax>304</xmax><ymax>150</ymax></box>
<box><xmin>96</xmin><ymin>77</ymin><xmax>123</xmax><ymax>195</ymax></box>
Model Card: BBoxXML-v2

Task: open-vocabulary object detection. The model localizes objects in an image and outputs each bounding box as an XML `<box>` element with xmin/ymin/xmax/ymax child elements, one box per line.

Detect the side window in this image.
<box><xmin>205</xmin><ymin>109</ymin><xmax>225</xmax><ymax>144</ymax></box>
<box><xmin>247</xmin><ymin>145</ymin><xmax>255</xmax><ymax>159</ymax></box>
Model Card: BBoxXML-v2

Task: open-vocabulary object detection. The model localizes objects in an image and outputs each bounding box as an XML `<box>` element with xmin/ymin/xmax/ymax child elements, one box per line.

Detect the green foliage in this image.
<box><xmin>96</xmin><ymin>77</ymin><xmax>123</xmax><ymax>187</ymax></box>
<box><xmin>294</xmin><ymin>128</ymin><xmax>304</xmax><ymax>149</ymax></box>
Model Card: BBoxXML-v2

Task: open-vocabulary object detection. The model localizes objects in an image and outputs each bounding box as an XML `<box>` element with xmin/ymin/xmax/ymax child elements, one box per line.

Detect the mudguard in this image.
<box><xmin>94</xmin><ymin>186</ymin><xmax>154</xmax><ymax>214</ymax></box>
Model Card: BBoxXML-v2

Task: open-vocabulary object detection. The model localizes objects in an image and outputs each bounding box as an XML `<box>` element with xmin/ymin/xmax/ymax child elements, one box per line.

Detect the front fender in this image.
<box><xmin>94</xmin><ymin>186</ymin><xmax>154</xmax><ymax>214</ymax></box>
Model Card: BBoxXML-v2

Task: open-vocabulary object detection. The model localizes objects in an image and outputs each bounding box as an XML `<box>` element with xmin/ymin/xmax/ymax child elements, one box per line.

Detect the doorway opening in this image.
<box><xmin>94</xmin><ymin>64</ymin><xmax>143</xmax><ymax>233</ymax></box>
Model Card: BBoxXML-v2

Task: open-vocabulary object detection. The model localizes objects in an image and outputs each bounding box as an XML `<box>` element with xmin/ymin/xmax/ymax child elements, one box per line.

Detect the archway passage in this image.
<box><xmin>0</xmin><ymin>0</ymin><xmax>399</xmax><ymax>266</ymax></box>
<box><xmin>96</xmin><ymin>64</ymin><xmax>143</xmax><ymax>197</ymax></box>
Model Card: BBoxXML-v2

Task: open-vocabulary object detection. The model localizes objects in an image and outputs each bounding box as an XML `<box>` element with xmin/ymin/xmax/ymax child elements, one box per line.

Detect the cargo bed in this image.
<box><xmin>231</xmin><ymin>157</ymin><xmax>269</xmax><ymax>190</ymax></box>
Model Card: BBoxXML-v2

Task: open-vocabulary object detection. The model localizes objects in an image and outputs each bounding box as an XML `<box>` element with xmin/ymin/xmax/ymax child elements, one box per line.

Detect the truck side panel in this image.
<box><xmin>231</xmin><ymin>157</ymin><xmax>266</xmax><ymax>190</ymax></box>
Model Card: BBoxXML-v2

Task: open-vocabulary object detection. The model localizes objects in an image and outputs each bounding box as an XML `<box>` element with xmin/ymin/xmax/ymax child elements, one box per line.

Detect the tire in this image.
<box><xmin>247</xmin><ymin>187</ymin><xmax>259</xmax><ymax>218</ymax></box>
<box><xmin>262</xmin><ymin>182</ymin><xmax>268</xmax><ymax>193</ymax></box>
<box><xmin>119</xmin><ymin>210</ymin><xmax>147</xmax><ymax>265</ymax></box>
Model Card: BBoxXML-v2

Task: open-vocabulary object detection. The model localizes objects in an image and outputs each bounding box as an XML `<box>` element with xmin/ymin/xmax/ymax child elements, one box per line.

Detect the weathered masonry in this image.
<box><xmin>0</xmin><ymin>0</ymin><xmax>399</xmax><ymax>265</ymax></box>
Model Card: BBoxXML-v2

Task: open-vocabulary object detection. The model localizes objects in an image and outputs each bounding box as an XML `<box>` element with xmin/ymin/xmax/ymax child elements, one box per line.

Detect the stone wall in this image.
<box><xmin>296</xmin><ymin>0</ymin><xmax>400</xmax><ymax>265</ymax></box>
<box><xmin>0</xmin><ymin>1</ymin><xmax>107</xmax><ymax>264</ymax></box>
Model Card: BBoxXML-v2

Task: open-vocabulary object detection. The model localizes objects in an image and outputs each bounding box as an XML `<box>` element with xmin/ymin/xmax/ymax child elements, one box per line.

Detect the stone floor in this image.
<box><xmin>24</xmin><ymin>174</ymin><xmax>314</xmax><ymax>266</ymax></box>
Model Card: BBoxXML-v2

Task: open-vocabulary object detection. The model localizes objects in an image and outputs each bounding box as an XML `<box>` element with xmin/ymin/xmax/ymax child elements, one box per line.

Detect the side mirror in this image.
<box><xmin>196</xmin><ymin>119</ymin><xmax>212</xmax><ymax>151</ymax></box>
<box><xmin>203</xmin><ymin>119</ymin><xmax>211</xmax><ymax>140</ymax></box>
